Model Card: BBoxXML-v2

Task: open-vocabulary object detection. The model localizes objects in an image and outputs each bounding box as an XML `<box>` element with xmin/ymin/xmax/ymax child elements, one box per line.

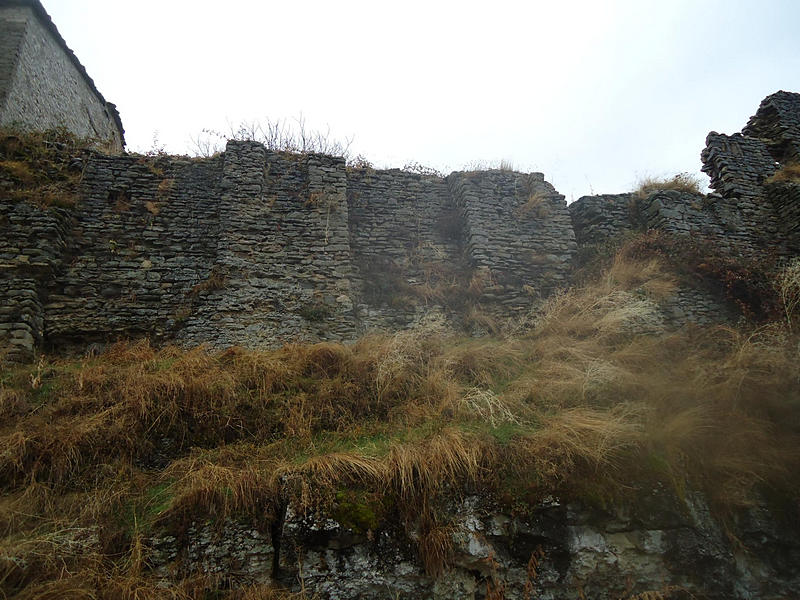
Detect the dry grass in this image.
<box><xmin>0</xmin><ymin>128</ymin><xmax>87</xmax><ymax>209</ymax></box>
<box><xmin>634</xmin><ymin>172</ymin><xmax>703</xmax><ymax>198</ymax></box>
<box><xmin>766</xmin><ymin>162</ymin><xmax>800</xmax><ymax>183</ymax></box>
<box><xmin>1</xmin><ymin>235</ymin><xmax>799</xmax><ymax>595</ymax></box>
<box><xmin>417</xmin><ymin>523</ymin><xmax>454</xmax><ymax>576</ymax></box>
<box><xmin>776</xmin><ymin>257</ymin><xmax>800</xmax><ymax>329</ymax></box>
<box><xmin>515</xmin><ymin>191</ymin><xmax>552</xmax><ymax>219</ymax></box>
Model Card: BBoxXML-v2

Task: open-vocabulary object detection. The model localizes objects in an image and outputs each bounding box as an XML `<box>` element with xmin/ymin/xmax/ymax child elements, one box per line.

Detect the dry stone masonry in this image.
<box><xmin>448</xmin><ymin>170</ymin><xmax>576</xmax><ymax>308</ymax></box>
<box><xmin>743</xmin><ymin>90</ymin><xmax>800</xmax><ymax>164</ymax></box>
<box><xmin>3</xmin><ymin>92</ymin><xmax>800</xmax><ymax>360</ymax></box>
<box><xmin>569</xmin><ymin>91</ymin><xmax>800</xmax><ymax>262</ymax></box>
<box><xmin>0</xmin><ymin>0</ymin><xmax>124</xmax><ymax>151</ymax></box>
<box><xmin>1</xmin><ymin>145</ymin><xmax>578</xmax><ymax>358</ymax></box>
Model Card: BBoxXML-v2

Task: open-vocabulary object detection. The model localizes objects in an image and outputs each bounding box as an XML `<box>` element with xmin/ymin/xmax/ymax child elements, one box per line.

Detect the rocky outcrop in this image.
<box><xmin>145</xmin><ymin>490</ymin><xmax>800</xmax><ymax>599</ymax></box>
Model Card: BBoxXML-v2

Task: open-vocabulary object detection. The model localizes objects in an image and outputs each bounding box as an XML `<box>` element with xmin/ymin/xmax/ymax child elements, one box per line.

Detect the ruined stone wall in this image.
<box><xmin>3</xmin><ymin>92</ymin><xmax>800</xmax><ymax>359</ymax></box>
<box><xmin>0</xmin><ymin>200</ymin><xmax>71</xmax><ymax>360</ymax></box>
<box><xmin>448</xmin><ymin>170</ymin><xmax>576</xmax><ymax>310</ymax></box>
<box><xmin>566</xmin><ymin>92</ymin><xmax>800</xmax><ymax>328</ymax></box>
<box><xmin>568</xmin><ymin>193</ymin><xmax>637</xmax><ymax>247</ymax></box>
<box><xmin>179</xmin><ymin>142</ymin><xmax>357</xmax><ymax>348</ymax></box>
<box><xmin>40</xmin><ymin>141</ymin><xmax>358</xmax><ymax>352</ymax></box>
<box><xmin>347</xmin><ymin>168</ymin><xmax>464</xmax><ymax>331</ymax></box>
<box><xmin>567</xmin><ymin>191</ymin><xmax>738</xmax><ymax>327</ymax></box>
<box><xmin>0</xmin><ymin>2</ymin><xmax>124</xmax><ymax>150</ymax></box>
<box><xmin>568</xmin><ymin>91</ymin><xmax>800</xmax><ymax>265</ymax></box>
<box><xmin>43</xmin><ymin>153</ymin><xmax>223</xmax><ymax>347</ymax></box>
<box><xmin>743</xmin><ymin>90</ymin><xmax>800</xmax><ymax>164</ymax></box>
<box><xmin>767</xmin><ymin>182</ymin><xmax>800</xmax><ymax>253</ymax></box>
<box><xmin>2</xmin><ymin>148</ymin><xmax>584</xmax><ymax>357</ymax></box>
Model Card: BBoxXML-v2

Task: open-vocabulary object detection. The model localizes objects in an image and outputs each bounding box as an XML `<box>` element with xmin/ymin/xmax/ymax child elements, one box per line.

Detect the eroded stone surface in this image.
<box><xmin>144</xmin><ymin>491</ymin><xmax>800</xmax><ymax>599</ymax></box>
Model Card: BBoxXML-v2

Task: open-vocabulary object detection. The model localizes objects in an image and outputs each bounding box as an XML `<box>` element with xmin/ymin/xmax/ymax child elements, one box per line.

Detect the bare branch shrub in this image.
<box><xmin>190</xmin><ymin>114</ymin><xmax>354</xmax><ymax>161</ymax></box>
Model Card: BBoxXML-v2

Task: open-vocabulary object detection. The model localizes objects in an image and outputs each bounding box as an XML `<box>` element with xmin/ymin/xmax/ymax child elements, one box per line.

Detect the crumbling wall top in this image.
<box><xmin>742</xmin><ymin>90</ymin><xmax>800</xmax><ymax>164</ymax></box>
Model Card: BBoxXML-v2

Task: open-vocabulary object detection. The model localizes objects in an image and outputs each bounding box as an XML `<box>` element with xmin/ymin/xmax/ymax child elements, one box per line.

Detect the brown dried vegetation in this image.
<box><xmin>1</xmin><ymin>237</ymin><xmax>799</xmax><ymax>597</ymax></box>
<box><xmin>766</xmin><ymin>162</ymin><xmax>800</xmax><ymax>183</ymax></box>
<box><xmin>634</xmin><ymin>172</ymin><xmax>703</xmax><ymax>199</ymax></box>
<box><xmin>0</xmin><ymin>128</ymin><xmax>89</xmax><ymax>209</ymax></box>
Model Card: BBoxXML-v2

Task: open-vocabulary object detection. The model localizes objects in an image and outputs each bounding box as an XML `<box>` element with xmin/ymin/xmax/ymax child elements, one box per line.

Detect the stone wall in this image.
<box><xmin>2</xmin><ymin>147</ymin><xmax>585</xmax><ymax>360</ymax></box>
<box><xmin>568</xmin><ymin>193</ymin><xmax>637</xmax><ymax>247</ymax></box>
<box><xmin>565</xmin><ymin>92</ymin><xmax>800</xmax><ymax>328</ymax></box>
<box><xmin>43</xmin><ymin>152</ymin><xmax>223</xmax><ymax>347</ymax></box>
<box><xmin>767</xmin><ymin>181</ymin><xmax>800</xmax><ymax>253</ymax></box>
<box><xmin>3</xmin><ymin>92</ymin><xmax>800</xmax><ymax>359</ymax></box>
<box><xmin>568</xmin><ymin>91</ymin><xmax>800</xmax><ymax>265</ymax></box>
<box><xmin>347</xmin><ymin>167</ymin><xmax>463</xmax><ymax>331</ymax></box>
<box><xmin>743</xmin><ymin>90</ymin><xmax>800</xmax><ymax>164</ymax></box>
<box><xmin>0</xmin><ymin>14</ymin><xmax>25</xmax><ymax>109</ymax></box>
<box><xmin>448</xmin><ymin>171</ymin><xmax>576</xmax><ymax>310</ymax></box>
<box><xmin>180</xmin><ymin>142</ymin><xmax>357</xmax><ymax>348</ymax></box>
<box><xmin>346</xmin><ymin>167</ymin><xmax>578</xmax><ymax>331</ymax></box>
<box><xmin>0</xmin><ymin>1</ymin><xmax>124</xmax><ymax>151</ymax></box>
<box><xmin>39</xmin><ymin>142</ymin><xmax>359</xmax><ymax>351</ymax></box>
<box><xmin>0</xmin><ymin>200</ymin><xmax>71</xmax><ymax>361</ymax></box>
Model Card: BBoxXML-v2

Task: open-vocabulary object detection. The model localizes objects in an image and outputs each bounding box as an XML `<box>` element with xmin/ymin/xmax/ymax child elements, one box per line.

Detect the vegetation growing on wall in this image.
<box><xmin>766</xmin><ymin>163</ymin><xmax>800</xmax><ymax>184</ymax></box>
<box><xmin>575</xmin><ymin>230</ymin><xmax>782</xmax><ymax>322</ymax></box>
<box><xmin>189</xmin><ymin>116</ymin><xmax>354</xmax><ymax>162</ymax></box>
<box><xmin>0</xmin><ymin>127</ymin><xmax>89</xmax><ymax>209</ymax></box>
<box><xmin>633</xmin><ymin>172</ymin><xmax>703</xmax><ymax>199</ymax></box>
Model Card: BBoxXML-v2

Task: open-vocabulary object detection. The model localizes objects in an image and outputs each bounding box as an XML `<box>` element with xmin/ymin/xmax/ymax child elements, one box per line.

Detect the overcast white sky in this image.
<box><xmin>43</xmin><ymin>0</ymin><xmax>799</xmax><ymax>201</ymax></box>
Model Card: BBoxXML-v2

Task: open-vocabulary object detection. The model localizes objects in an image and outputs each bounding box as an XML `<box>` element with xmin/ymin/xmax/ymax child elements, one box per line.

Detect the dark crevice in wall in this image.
<box><xmin>271</xmin><ymin>498</ymin><xmax>288</xmax><ymax>580</ymax></box>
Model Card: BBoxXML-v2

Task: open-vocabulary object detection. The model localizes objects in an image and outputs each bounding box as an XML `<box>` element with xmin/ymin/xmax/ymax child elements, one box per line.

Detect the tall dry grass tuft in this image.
<box><xmin>634</xmin><ymin>172</ymin><xmax>702</xmax><ymax>198</ymax></box>
<box><xmin>387</xmin><ymin>429</ymin><xmax>493</xmax><ymax>506</ymax></box>
<box><xmin>161</xmin><ymin>445</ymin><xmax>281</xmax><ymax>524</ymax></box>
<box><xmin>776</xmin><ymin>257</ymin><xmax>800</xmax><ymax>330</ymax></box>
<box><xmin>417</xmin><ymin>523</ymin><xmax>454</xmax><ymax>576</ymax></box>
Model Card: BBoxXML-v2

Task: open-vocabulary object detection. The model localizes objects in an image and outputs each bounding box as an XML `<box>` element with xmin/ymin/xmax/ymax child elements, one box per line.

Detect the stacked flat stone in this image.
<box><xmin>183</xmin><ymin>142</ymin><xmax>357</xmax><ymax>348</ymax></box>
<box><xmin>766</xmin><ymin>182</ymin><xmax>800</xmax><ymax>253</ymax></box>
<box><xmin>701</xmin><ymin>132</ymin><xmax>777</xmax><ymax>200</ymax></box>
<box><xmin>44</xmin><ymin>153</ymin><xmax>223</xmax><ymax>348</ymax></box>
<box><xmin>448</xmin><ymin>170</ymin><xmax>576</xmax><ymax>306</ymax></box>
<box><xmin>347</xmin><ymin>167</ymin><xmax>462</xmax><ymax>330</ymax></box>
<box><xmin>743</xmin><ymin>90</ymin><xmax>800</xmax><ymax>164</ymax></box>
<box><xmin>0</xmin><ymin>200</ymin><xmax>71</xmax><ymax>359</ymax></box>
<box><xmin>3</xmin><ymin>91</ymin><xmax>800</xmax><ymax>360</ymax></box>
<box><xmin>568</xmin><ymin>193</ymin><xmax>636</xmax><ymax>246</ymax></box>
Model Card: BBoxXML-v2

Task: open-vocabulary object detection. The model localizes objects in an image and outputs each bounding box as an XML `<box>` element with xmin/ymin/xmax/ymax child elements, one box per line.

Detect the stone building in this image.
<box><xmin>0</xmin><ymin>0</ymin><xmax>124</xmax><ymax>150</ymax></box>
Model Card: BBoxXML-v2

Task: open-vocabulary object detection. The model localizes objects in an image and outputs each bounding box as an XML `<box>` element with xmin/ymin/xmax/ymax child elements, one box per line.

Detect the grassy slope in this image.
<box><xmin>1</xmin><ymin>242</ymin><xmax>799</xmax><ymax>598</ymax></box>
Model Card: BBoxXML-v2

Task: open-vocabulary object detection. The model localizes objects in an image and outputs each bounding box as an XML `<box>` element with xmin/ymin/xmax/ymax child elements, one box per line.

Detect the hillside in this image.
<box><xmin>2</xmin><ymin>229</ymin><xmax>800</xmax><ymax>598</ymax></box>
